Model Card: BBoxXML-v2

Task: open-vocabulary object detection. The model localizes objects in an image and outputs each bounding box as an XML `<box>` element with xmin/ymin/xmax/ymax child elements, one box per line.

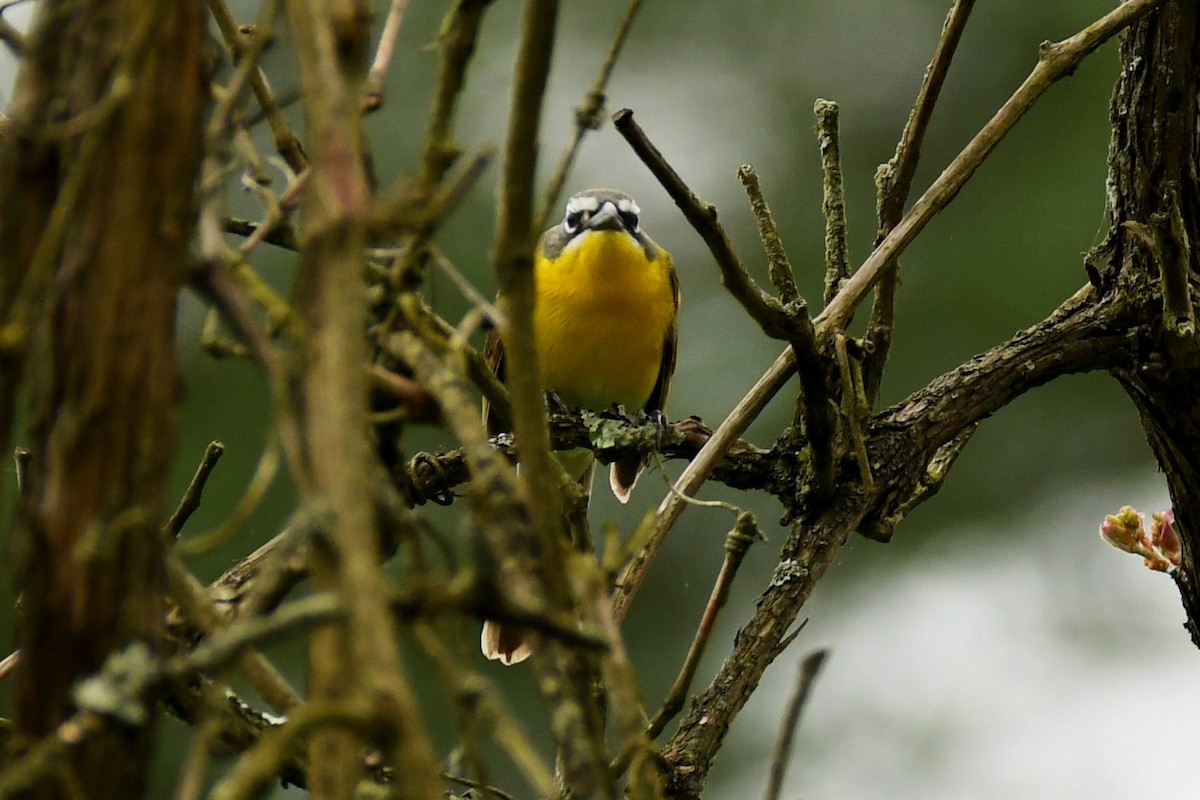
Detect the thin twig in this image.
<box><xmin>442</xmin><ymin>773</ymin><xmax>519</xmax><ymax>800</ymax></box>
<box><xmin>13</xmin><ymin>446</ymin><xmax>31</xmax><ymax>501</ymax></box>
<box><xmin>237</xmin><ymin>167</ymin><xmax>308</xmax><ymax>255</ymax></box>
<box><xmin>386</xmin><ymin>293</ymin><xmax>513</xmax><ymax>430</ymax></box>
<box><xmin>429</xmin><ymin>245</ymin><xmax>503</xmax><ymax>325</ymax></box>
<box><xmin>536</xmin><ymin>0</ymin><xmax>645</xmax><ymax>230</ymax></box>
<box><xmin>0</xmin><ymin>14</ymin><xmax>23</xmax><ymax>56</ymax></box>
<box><xmin>171</xmin><ymin>710</ymin><xmax>224</xmax><ymax>800</ymax></box>
<box><xmin>763</xmin><ymin>649</ymin><xmax>829</xmax><ymax>800</ymax></box>
<box><xmin>176</xmin><ymin>430</ymin><xmax>280</xmax><ymax>555</ymax></box>
<box><xmin>369</xmin><ymin>363</ymin><xmax>441</xmax><ymax>423</ymax></box>
<box><xmin>166</xmin><ymin>441</ymin><xmax>225</xmax><ymax>538</ymax></box>
<box><xmin>416</xmin><ymin>0</ymin><xmax>491</xmax><ymax>192</ymax></box>
<box><xmin>378</xmin><ymin>144</ymin><xmax>496</xmax><ymax>290</ymax></box>
<box><xmin>207</xmin><ymin>0</ymin><xmax>281</xmax><ymax>141</ymax></box>
<box><xmin>207</xmin><ymin>0</ymin><xmax>306</xmax><ymax>173</ymax></box>
<box><xmin>814</xmin><ymin>100</ymin><xmax>850</xmax><ymax>307</ymax></box>
<box><xmin>613</xmin><ymin>108</ymin><xmax>807</xmax><ymax>343</ymax></box>
<box><xmin>737</xmin><ymin>163</ymin><xmax>836</xmax><ymax>505</ymax></box>
<box><xmin>737</xmin><ymin>164</ymin><xmax>799</xmax><ymax>304</ymax></box>
<box><xmin>412</xmin><ymin>623</ymin><xmax>557</xmax><ymax>798</ymax></box>
<box><xmin>834</xmin><ymin>334</ymin><xmax>874</xmax><ymax>491</ymax></box>
<box><xmin>165</xmin><ymin>550</ymin><xmax>303</xmax><ymax>712</ymax></box>
<box><xmin>581</xmin><ymin>558</ymin><xmax>664</xmax><ymax>800</ymax></box>
<box><xmin>222</xmin><ymin>216</ymin><xmax>299</xmax><ymax>250</ymax></box>
<box><xmin>864</xmin><ymin>0</ymin><xmax>976</xmax><ymax>404</ymax></box>
<box><xmin>0</xmin><ymin>649</ymin><xmax>18</xmax><ymax>681</ymax></box>
<box><xmin>363</xmin><ymin>0</ymin><xmax>410</xmax><ymax>112</ymax></box>
<box><xmin>206</xmin><ymin>702</ymin><xmax>376</xmax><ymax>800</ymax></box>
<box><xmin>646</xmin><ymin>513</ymin><xmax>761</xmax><ymax>740</ymax></box>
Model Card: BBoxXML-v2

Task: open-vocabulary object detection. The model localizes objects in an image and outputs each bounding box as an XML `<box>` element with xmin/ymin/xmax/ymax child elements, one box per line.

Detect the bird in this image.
<box><xmin>481</xmin><ymin>187</ymin><xmax>680</xmax><ymax>665</ymax></box>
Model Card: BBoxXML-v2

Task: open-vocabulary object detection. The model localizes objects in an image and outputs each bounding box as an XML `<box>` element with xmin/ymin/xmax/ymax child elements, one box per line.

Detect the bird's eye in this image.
<box><xmin>564</xmin><ymin>210</ymin><xmax>584</xmax><ymax>234</ymax></box>
<box><xmin>620</xmin><ymin>210</ymin><xmax>639</xmax><ymax>231</ymax></box>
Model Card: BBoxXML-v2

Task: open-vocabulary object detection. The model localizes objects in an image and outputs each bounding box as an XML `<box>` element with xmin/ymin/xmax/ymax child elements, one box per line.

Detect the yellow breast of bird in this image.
<box><xmin>534</xmin><ymin>230</ymin><xmax>675</xmax><ymax>411</ymax></box>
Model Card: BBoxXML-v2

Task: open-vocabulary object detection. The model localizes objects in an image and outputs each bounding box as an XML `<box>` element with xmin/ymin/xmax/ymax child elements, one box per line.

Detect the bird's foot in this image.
<box><xmin>637</xmin><ymin>408</ymin><xmax>670</xmax><ymax>450</ymax></box>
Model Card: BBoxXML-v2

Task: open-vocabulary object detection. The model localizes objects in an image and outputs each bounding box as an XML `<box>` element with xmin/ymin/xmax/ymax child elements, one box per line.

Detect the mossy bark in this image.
<box><xmin>0</xmin><ymin>1</ymin><xmax>206</xmax><ymax>797</ymax></box>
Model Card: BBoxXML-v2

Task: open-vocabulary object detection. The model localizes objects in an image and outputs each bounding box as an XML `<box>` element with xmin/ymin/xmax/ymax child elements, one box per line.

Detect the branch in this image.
<box><xmin>286</xmin><ymin>0</ymin><xmax>442</xmax><ymax>795</ymax></box>
<box><xmin>537</xmin><ymin>0</ymin><xmax>645</xmax><ymax>229</ymax></box>
<box><xmin>207</xmin><ymin>0</ymin><xmax>307</xmax><ymax>173</ymax></box>
<box><xmin>864</xmin><ymin>0</ymin><xmax>976</xmax><ymax>404</ymax></box>
<box><xmin>814</xmin><ymin>100</ymin><xmax>849</xmax><ymax>307</ymax></box>
<box><xmin>821</xmin><ymin>0</ymin><xmax>1165</xmax><ymax>334</ymax></box>
<box><xmin>362</xmin><ymin>0</ymin><xmax>409</xmax><ymax>112</ymax></box>
<box><xmin>613</xmin><ymin>109</ymin><xmax>809</xmax><ymax>343</ymax></box>
<box><xmin>416</xmin><ymin>0</ymin><xmax>491</xmax><ymax>192</ymax></box>
<box><xmin>494</xmin><ymin>5</ymin><xmax>623</xmax><ymax>795</ymax></box>
<box><xmin>762</xmin><ymin>650</ymin><xmax>829</xmax><ymax>800</ymax></box>
<box><xmin>617</xmin><ymin>0</ymin><xmax>1168</xmax><ymax>619</ymax></box>
<box><xmin>660</xmin><ymin>288</ymin><xmax>1138</xmax><ymax>797</ymax></box>
<box><xmin>610</xmin><ymin>112</ymin><xmax>834</xmax><ymax>613</ymax></box>
<box><xmin>406</xmin><ymin>413</ymin><xmax>779</xmax><ymax>507</ymax></box>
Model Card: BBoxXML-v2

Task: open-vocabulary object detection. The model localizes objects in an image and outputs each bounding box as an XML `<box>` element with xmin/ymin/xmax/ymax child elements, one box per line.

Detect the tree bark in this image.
<box><xmin>1099</xmin><ymin>2</ymin><xmax>1200</xmax><ymax>644</ymax></box>
<box><xmin>0</xmin><ymin>1</ymin><xmax>205</xmax><ymax>797</ymax></box>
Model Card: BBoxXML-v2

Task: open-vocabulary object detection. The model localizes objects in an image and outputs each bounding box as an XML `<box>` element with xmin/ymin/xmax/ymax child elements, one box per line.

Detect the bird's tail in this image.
<box><xmin>480</xmin><ymin>448</ymin><xmax>597</xmax><ymax>666</ymax></box>
<box><xmin>480</xmin><ymin>620</ymin><xmax>535</xmax><ymax>666</ymax></box>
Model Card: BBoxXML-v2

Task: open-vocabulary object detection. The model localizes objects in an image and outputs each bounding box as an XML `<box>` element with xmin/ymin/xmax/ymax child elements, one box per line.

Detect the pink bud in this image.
<box><xmin>1152</xmin><ymin>509</ymin><xmax>1182</xmax><ymax>568</ymax></box>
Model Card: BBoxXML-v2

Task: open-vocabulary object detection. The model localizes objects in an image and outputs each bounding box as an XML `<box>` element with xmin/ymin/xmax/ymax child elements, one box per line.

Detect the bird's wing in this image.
<box><xmin>645</xmin><ymin>255</ymin><xmax>680</xmax><ymax>415</ymax></box>
<box><xmin>482</xmin><ymin>324</ymin><xmax>506</xmax><ymax>435</ymax></box>
<box><xmin>611</xmin><ymin>255</ymin><xmax>680</xmax><ymax>503</ymax></box>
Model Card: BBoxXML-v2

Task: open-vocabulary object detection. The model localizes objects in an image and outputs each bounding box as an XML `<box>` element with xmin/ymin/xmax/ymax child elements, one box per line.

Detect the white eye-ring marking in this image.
<box><xmin>563</xmin><ymin>194</ymin><xmax>600</xmax><ymax>234</ymax></box>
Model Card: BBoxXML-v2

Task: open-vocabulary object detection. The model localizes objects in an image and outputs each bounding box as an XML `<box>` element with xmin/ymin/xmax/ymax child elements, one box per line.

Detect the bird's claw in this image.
<box><xmin>638</xmin><ymin>408</ymin><xmax>670</xmax><ymax>449</ymax></box>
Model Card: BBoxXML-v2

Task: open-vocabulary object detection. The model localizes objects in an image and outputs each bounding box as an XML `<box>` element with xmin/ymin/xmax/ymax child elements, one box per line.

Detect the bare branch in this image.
<box><xmin>166</xmin><ymin>441</ymin><xmax>225</xmax><ymax>539</ymax></box>
<box><xmin>207</xmin><ymin>0</ymin><xmax>307</xmax><ymax>173</ymax></box>
<box><xmin>537</xmin><ymin>0</ymin><xmax>645</xmax><ymax>229</ymax></box>
<box><xmin>865</xmin><ymin>0</ymin><xmax>976</xmax><ymax>404</ymax></box>
<box><xmin>623</xmin><ymin>0</ymin><xmax>1168</xmax><ymax>597</ymax></box>
<box><xmin>813</xmin><ymin>100</ymin><xmax>849</xmax><ymax>307</ymax></box>
<box><xmin>362</xmin><ymin>0</ymin><xmax>409</xmax><ymax>112</ymax></box>
<box><xmin>660</xmin><ymin>289</ymin><xmax>1138</xmax><ymax>797</ymax></box>
<box><xmin>763</xmin><ymin>649</ymin><xmax>829</xmax><ymax>800</ymax></box>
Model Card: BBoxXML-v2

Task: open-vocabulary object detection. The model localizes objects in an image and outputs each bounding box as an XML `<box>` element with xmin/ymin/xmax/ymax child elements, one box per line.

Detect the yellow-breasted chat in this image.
<box><xmin>482</xmin><ymin>187</ymin><xmax>679</xmax><ymax>664</ymax></box>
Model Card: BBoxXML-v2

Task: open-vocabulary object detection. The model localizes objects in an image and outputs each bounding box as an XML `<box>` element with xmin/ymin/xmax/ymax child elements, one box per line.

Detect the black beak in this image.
<box><xmin>585</xmin><ymin>202</ymin><xmax>623</xmax><ymax>232</ymax></box>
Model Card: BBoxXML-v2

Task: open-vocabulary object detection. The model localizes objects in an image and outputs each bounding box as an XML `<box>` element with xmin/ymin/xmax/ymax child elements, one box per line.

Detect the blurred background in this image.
<box><xmin>3</xmin><ymin>1</ymin><xmax>1197</xmax><ymax>797</ymax></box>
